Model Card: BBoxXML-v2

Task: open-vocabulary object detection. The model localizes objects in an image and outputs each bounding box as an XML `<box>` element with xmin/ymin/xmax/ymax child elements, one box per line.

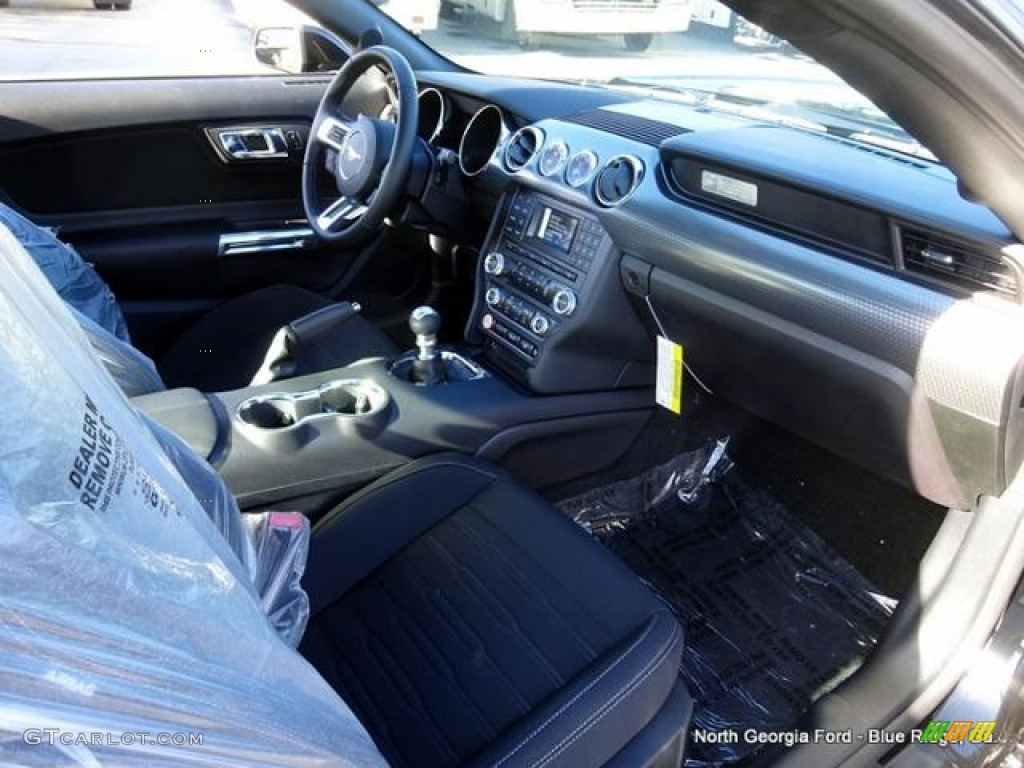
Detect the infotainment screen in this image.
<box><xmin>531</xmin><ymin>205</ymin><xmax>579</xmax><ymax>253</ymax></box>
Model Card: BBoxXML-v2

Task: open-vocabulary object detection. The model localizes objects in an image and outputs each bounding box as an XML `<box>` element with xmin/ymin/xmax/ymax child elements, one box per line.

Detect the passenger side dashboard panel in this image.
<box><xmin>473</xmin><ymin>99</ymin><xmax>1024</xmax><ymax>508</ymax></box>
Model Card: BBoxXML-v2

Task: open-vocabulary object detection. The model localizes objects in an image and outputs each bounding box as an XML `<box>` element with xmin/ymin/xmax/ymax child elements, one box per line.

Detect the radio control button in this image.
<box><xmin>485</xmin><ymin>287</ymin><xmax>502</xmax><ymax>307</ymax></box>
<box><xmin>483</xmin><ymin>252</ymin><xmax>507</xmax><ymax>276</ymax></box>
<box><xmin>482</xmin><ymin>313</ymin><xmax>495</xmax><ymax>331</ymax></box>
<box><xmin>530</xmin><ymin>314</ymin><xmax>551</xmax><ymax>336</ymax></box>
<box><xmin>551</xmin><ymin>287</ymin><xmax>577</xmax><ymax>317</ymax></box>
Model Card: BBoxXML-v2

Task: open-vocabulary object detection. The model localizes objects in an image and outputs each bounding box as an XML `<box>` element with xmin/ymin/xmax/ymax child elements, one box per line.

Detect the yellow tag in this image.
<box><xmin>655</xmin><ymin>336</ymin><xmax>684</xmax><ymax>414</ymax></box>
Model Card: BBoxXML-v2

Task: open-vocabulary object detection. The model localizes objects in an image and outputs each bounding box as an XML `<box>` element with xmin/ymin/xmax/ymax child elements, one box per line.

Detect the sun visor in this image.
<box><xmin>0</xmin><ymin>224</ymin><xmax>385</xmax><ymax>766</ymax></box>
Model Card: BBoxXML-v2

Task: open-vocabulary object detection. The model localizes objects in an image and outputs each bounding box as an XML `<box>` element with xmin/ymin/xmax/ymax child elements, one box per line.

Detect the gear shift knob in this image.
<box><xmin>406</xmin><ymin>306</ymin><xmax>445</xmax><ymax>385</ymax></box>
<box><xmin>410</xmin><ymin>306</ymin><xmax>441</xmax><ymax>360</ymax></box>
<box><xmin>409</xmin><ymin>305</ymin><xmax>441</xmax><ymax>338</ymax></box>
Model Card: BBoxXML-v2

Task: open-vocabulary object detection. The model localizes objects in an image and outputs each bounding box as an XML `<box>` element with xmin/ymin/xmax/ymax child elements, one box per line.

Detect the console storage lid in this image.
<box><xmin>133</xmin><ymin>387</ymin><xmax>219</xmax><ymax>462</ymax></box>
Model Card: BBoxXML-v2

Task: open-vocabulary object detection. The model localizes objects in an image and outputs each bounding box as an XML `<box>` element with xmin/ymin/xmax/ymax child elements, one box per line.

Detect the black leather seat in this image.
<box><xmin>300</xmin><ymin>455</ymin><xmax>692</xmax><ymax>768</ymax></box>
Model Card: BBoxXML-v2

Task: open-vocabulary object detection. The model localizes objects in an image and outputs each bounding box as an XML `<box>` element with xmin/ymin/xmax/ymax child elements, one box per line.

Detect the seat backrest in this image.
<box><xmin>0</xmin><ymin>223</ymin><xmax>386</xmax><ymax>767</ymax></box>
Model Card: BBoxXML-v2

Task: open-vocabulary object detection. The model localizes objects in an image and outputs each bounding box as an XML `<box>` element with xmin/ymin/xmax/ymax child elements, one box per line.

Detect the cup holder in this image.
<box><xmin>238</xmin><ymin>397</ymin><xmax>300</xmax><ymax>429</ymax></box>
<box><xmin>236</xmin><ymin>379</ymin><xmax>389</xmax><ymax>449</ymax></box>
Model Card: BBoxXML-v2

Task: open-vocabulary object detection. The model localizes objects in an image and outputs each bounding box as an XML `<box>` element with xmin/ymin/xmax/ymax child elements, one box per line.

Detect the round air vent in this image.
<box><xmin>458</xmin><ymin>105</ymin><xmax>505</xmax><ymax>177</ymax></box>
<box><xmin>504</xmin><ymin>126</ymin><xmax>543</xmax><ymax>172</ymax></box>
<box><xmin>594</xmin><ymin>155</ymin><xmax>645</xmax><ymax>207</ymax></box>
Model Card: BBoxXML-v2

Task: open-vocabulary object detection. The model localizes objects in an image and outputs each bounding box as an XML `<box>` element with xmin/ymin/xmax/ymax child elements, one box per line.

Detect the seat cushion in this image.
<box><xmin>159</xmin><ymin>284</ymin><xmax>398</xmax><ymax>391</ymax></box>
<box><xmin>300</xmin><ymin>455</ymin><xmax>685</xmax><ymax>768</ymax></box>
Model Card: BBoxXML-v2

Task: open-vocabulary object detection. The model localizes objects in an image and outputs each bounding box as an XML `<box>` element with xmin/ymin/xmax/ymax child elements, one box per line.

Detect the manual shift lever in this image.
<box><xmin>409</xmin><ymin>306</ymin><xmax>446</xmax><ymax>385</ymax></box>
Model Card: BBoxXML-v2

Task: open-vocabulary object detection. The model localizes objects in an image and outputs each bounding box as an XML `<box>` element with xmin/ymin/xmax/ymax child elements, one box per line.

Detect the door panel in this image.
<box><xmin>0</xmin><ymin>73</ymin><xmax>426</xmax><ymax>359</ymax></box>
<box><xmin>0</xmin><ymin>125</ymin><xmax>310</xmax><ymax>214</ymax></box>
<box><xmin>0</xmin><ymin>76</ymin><xmax>334</xmax><ymax>143</ymax></box>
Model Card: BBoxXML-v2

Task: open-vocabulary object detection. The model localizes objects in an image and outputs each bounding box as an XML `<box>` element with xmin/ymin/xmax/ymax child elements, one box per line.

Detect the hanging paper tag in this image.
<box><xmin>656</xmin><ymin>336</ymin><xmax>684</xmax><ymax>414</ymax></box>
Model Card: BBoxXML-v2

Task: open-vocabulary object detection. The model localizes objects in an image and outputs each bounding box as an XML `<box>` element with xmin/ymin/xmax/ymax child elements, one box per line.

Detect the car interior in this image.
<box><xmin>4</xmin><ymin>0</ymin><xmax>1024</xmax><ymax>765</ymax></box>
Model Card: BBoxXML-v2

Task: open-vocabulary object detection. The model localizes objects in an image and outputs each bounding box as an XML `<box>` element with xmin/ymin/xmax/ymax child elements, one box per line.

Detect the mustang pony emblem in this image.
<box><xmin>343</xmin><ymin>142</ymin><xmax>363</xmax><ymax>164</ymax></box>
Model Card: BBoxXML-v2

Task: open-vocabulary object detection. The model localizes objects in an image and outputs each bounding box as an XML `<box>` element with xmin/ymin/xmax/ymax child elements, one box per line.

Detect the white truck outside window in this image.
<box><xmin>449</xmin><ymin>0</ymin><xmax>693</xmax><ymax>51</ymax></box>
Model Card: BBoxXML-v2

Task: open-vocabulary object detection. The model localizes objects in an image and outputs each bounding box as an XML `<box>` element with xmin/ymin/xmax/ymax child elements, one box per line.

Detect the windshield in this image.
<box><xmin>0</xmin><ymin>0</ymin><xmax>928</xmax><ymax>159</ymax></box>
<box><xmin>412</xmin><ymin>0</ymin><xmax>932</xmax><ymax>158</ymax></box>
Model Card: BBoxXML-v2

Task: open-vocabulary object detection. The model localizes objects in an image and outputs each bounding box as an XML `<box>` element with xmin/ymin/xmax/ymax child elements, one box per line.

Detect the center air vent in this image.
<box><xmin>594</xmin><ymin>155</ymin><xmax>644</xmax><ymax>207</ymax></box>
<box><xmin>900</xmin><ymin>227</ymin><xmax>1017</xmax><ymax>298</ymax></box>
<box><xmin>504</xmin><ymin>127</ymin><xmax>543</xmax><ymax>172</ymax></box>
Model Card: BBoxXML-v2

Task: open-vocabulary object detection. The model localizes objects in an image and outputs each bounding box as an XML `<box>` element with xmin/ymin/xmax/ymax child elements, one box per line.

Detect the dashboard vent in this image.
<box><xmin>900</xmin><ymin>227</ymin><xmax>1016</xmax><ymax>297</ymax></box>
<box><xmin>561</xmin><ymin>109</ymin><xmax>686</xmax><ymax>147</ymax></box>
<box><xmin>504</xmin><ymin>126</ymin><xmax>543</xmax><ymax>172</ymax></box>
<box><xmin>594</xmin><ymin>155</ymin><xmax>644</xmax><ymax>207</ymax></box>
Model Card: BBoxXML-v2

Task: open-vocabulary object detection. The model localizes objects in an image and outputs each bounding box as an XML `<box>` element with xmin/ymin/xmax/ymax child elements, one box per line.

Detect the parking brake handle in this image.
<box><xmin>251</xmin><ymin>301</ymin><xmax>362</xmax><ymax>385</ymax></box>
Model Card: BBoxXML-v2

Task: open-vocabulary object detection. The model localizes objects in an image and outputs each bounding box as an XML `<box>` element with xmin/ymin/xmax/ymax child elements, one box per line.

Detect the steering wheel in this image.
<box><xmin>302</xmin><ymin>46</ymin><xmax>420</xmax><ymax>247</ymax></box>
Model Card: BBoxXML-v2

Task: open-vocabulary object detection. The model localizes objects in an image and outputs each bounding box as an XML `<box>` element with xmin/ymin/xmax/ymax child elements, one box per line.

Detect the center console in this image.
<box><xmin>135</xmin><ymin>183</ymin><xmax>659</xmax><ymax>514</ymax></box>
<box><xmin>135</xmin><ymin>359</ymin><xmax>653</xmax><ymax>511</ymax></box>
<box><xmin>468</xmin><ymin>186</ymin><xmax>653</xmax><ymax>393</ymax></box>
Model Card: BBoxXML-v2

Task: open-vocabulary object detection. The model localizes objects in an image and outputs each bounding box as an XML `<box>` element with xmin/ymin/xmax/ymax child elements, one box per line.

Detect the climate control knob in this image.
<box><xmin>483</xmin><ymin>251</ymin><xmax>507</xmax><ymax>276</ymax></box>
<box><xmin>550</xmin><ymin>287</ymin><xmax>577</xmax><ymax>317</ymax></box>
<box><xmin>485</xmin><ymin>287</ymin><xmax>503</xmax><ymax>307</ymax></box>
<box><xmin>530</xmin><ymin>314</ymin><xmax>551</xmax><ymax>336</ymax></box>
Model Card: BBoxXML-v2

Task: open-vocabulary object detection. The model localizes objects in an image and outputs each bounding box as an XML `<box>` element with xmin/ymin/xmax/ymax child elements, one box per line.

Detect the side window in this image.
<box><xmin>0</xmin><ymin>0</ymin><xmax>340</xmax><ymax>81</ymax></box>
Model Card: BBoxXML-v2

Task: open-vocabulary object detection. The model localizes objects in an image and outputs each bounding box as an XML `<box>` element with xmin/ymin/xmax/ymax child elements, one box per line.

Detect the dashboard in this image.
<box><xmin>408</xmin><ymin>71</ymin><xmax>1024</xmax><ymax>511</ymax></box>
<box><xmin>2</xmin><ymin>59</ymin><xmax>1022</xmax><ymax>512</ymax></box>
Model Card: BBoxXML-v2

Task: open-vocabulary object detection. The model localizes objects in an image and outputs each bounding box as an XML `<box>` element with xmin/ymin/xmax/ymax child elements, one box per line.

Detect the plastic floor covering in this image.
<box><xmin>557</xmin><ymin>440</ymin><xmax>895</xmax><ymax>767</ymax></box>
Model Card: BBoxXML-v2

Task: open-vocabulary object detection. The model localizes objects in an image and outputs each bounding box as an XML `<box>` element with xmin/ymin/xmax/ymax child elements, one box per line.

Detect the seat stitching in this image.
<box><xmin>377</xmin><ymin>548</ymin><xmax>516</xmax><ymax>733</ymax></box>
<box><xmin>319</xmin><ymin>610</ymin><xmax>412</xmax><ymax>767</ymax></box>
<box><xmin>426</xmin><ymin>526</ymin><xmax>554</xmax><ymax>707</ymax></box>
<box><xmin>444</xmin><ymin>512</ymin><xmax>567</xmax><ymax>687</ymax></box>
<box><xmin>312</xmin><ymin>461</ymin><xmax>503</xmax><ymax>616</ymax></box>
<box><xmin>314</xmin><ymin>460</ymin><xmax>499</xmax><ymax>537</ymax></box>
<box><xmin>349</xmin><ymin>575</ymin><xmax>465</xmax><ymax>764</ymax></box>
<box><xmin>458</xmin><ymin>505</ymin><xmax>601</xmax><ymax>661</ymax></box>
<box><xmin>471</xmin><ymin>498</ymin><xmax>622</xmax><ymax>644</ymax></box>
<box><xmin>531</xmin><ymin>622</ymin><xmax>683</xmax><ymax>768</ymax></box>
<box><xmin>489</xmin><ymin>616</ymin><xmax>660</xmax><ymax>768</ymax></box>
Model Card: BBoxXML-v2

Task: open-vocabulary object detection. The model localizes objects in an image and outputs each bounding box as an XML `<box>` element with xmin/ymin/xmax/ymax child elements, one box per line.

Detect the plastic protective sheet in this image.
<box><xmin>77</xmin><ymin>309</ymin><xmax>166</xmax><ymax>397</ymax></box>
<box><xmin>142</xmin><ymin>415</ymin><xmax>311</xmax><ymax>648</ymax></box>
<box><xmin>0</xmin><ymin>202</ymin><xmax>165</xmax><ymax>396</ymax></box>
<box><xmin>0</xmin><ymin>224</ymin><xmax>385</xmax><ymax>766</ymax></box>
<box><xmin>559</xmin><ymin>439</ymin><xmax>895</xmax><ymax>767</ymax></box>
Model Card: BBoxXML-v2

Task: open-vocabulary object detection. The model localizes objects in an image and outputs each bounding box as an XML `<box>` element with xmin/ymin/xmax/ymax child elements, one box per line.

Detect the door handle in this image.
<box><xmin>217</xmin><ymin>128</ymin><xmax>289</xmax><ymax>160</ymax></box>
<box><xmin>205</xmin><ymin>124</ymin><xmax>308</xmax><ymax>163</ymax></box>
